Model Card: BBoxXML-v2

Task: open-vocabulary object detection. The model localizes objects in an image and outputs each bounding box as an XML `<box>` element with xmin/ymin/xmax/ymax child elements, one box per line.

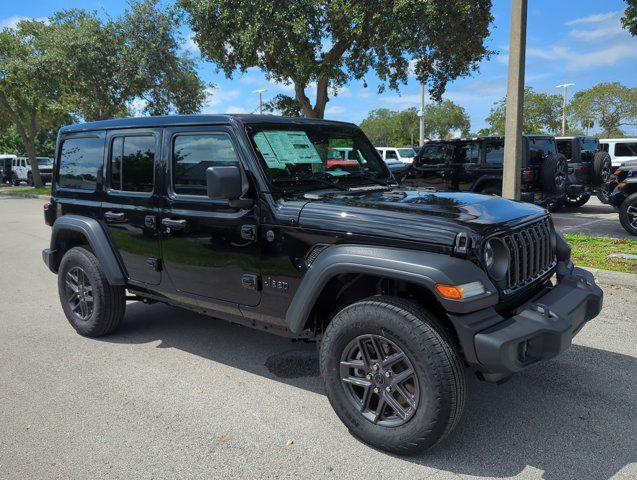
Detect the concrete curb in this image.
<box><xmin>582</xmin><ymin>267</ymin><xmax>637</xmax><ymax>287</ymax></box>
<box><xmin>0</xmin><ymin>191</ymin><xmax>50</xmax><ymax>200</ymax></box>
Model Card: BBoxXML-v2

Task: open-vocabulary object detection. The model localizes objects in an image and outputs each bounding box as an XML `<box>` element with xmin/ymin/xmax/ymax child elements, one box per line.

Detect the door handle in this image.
<box><xmin>161</xmin><ymin>218</ymin><xmax>187</xmax><ymax>230</ymax></box>
<box><xmin>104</xmin><ymin>211</ymin><xmax>126</xmax><ymax>222</ymax></box>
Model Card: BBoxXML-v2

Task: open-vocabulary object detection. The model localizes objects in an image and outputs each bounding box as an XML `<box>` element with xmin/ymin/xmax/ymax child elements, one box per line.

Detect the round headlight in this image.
<box><xmin>484</xmin><ymin>238</ymin><xmax>509</xmax><ymax>281</ymax></box>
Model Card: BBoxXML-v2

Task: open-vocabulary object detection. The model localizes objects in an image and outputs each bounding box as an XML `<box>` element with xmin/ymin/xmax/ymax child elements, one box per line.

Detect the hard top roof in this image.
<box><xmin>59</xmin><ymin>114</ymin><xmax>357</xmax><ymax>134</ymax></box>
<box><xmin>423</xmin><ymin>134</ymin><xmax>554</xmax><ymax>144</ymax></box>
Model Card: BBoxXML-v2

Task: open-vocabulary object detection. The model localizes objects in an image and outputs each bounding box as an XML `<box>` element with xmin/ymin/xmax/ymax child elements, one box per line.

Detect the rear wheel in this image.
<box><xmin>58</xmin><ymin>246</ymin><xmax>126</xmax><ymax>337</ymax></box>
<box><xmin>320</xmin><ymin>296</ymin><xmax>467</xmax><ymax>454</ymax></box>
<box><xmin>564</xmin><ymin>193</ymin><xmax>590</xmax><ymax>208</ymax></box>
<box><xmin>619</xmin><ymin>193</ymin><xmax>637</xmax><ymax>236</ymax></box>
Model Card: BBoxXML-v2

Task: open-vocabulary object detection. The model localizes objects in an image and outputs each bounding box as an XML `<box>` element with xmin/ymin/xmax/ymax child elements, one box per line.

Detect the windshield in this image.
<box><xmin>397</xmin><ymin>148</ymin><xmax>416</xmax><ymax>158</ymax></box>
<box><xmin>37</xmin><ymin>158</ymin><xmax>53</xmax><ymax>166</ymax></box>
<box><xmin>247</xmin><ymin>124</ymin><xmax>390</xmax><ymax>190</ymax></box>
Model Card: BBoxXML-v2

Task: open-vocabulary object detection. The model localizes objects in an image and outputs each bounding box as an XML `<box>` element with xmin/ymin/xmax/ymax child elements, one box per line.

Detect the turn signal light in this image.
<box><xmin>435</xmin><ymin>281</ymin><xmax>487</xmax><ymax>300</ymax></box>
<box><xmin>618</xmin><ymin>182</ymin><xmax>627</xmax><ymax>189</ymax></box>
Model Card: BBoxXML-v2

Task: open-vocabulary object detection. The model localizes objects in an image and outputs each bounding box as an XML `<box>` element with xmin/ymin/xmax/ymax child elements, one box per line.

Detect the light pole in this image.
<box><xmin>502</xmin><ymin>0</ymin><xmax>528</xmax><ymax>201</ymax></box>
<box><xmin>252</xmin><ymin>89</ymin><xmax>267</xmax><ymax>114</ymax></box>
<box><xmin>556</xmin><ymin>83</ymin><xmax>574</xmax><ymax>135</ymax></box>
<box><xmin>419</xmin><ymin>82</ymin><xmax>425</xmax><ymax>146</ymax></box>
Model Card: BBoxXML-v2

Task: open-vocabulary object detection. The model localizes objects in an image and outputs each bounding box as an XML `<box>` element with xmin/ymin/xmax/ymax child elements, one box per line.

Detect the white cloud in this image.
<box><xmin>565</xmin><ymin>11</ymin><xmax>620</xmax><ymax>26</ymax></box>
<box><xmin>325</xmin><ymin>106</ymin><xmax>345</xmax><ymax>115</ymax></box>
<box><xmin>0</xmin><ymin>16</ymin><xmax>47</xmax><ymax>29</ymax></box>
<box><xmin>200</xmin><ymin>87</ymin><xmax>241</xmax><ymax>113</ymax></box>
<box><xmin>226</xmin><ymin>106</ymin><xmax>248</xmax><ymax>114</ymax></box>
<box><xmin>184</xmin><ymin>33</ymin><xmax>199</xmax><ymax>54</ymax></box>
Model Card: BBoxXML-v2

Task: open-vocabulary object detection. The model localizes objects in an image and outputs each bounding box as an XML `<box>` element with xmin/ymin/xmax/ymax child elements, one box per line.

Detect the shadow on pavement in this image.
<box><xmin>103</xmin><ymin>302</ymin><xmax>636</xmax><ymax>480</ymax></box>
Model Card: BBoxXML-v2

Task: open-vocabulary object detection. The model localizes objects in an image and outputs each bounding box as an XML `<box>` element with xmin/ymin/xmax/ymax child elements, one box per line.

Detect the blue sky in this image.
<box><xmin>2</xmin><ymin>0</ymin><xmax>636</xmax><ymax>134</ymax></box>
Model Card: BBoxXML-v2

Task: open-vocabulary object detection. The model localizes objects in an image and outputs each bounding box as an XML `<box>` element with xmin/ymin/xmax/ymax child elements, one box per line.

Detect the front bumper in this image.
<box><xmin>449</xmin><ymin>262</ymin><xmax>603</xmax><ymax>381</ymax></box>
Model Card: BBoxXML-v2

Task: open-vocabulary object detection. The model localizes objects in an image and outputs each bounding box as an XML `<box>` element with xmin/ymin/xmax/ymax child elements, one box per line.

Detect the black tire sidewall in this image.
<box><xmin>619</xmin><ymin>194</ymin><xmax>637</xmax><ymax>236</ymax></box>
<box><xmin>593</xmin><ymin>152</ymin><xmax>612</xmax><ymax>187</ymax></box>
<box><xmin>564</xmin><ymin>193</ymin><xmax>590</xmax><ymax>208</ymax></box>
<box><xmin>320</xmin><ymin>298</ymin><xmax>463</xmax><ymax>453</ymax></box>
<box><xmin>541</xmin><ymin>153</ymin><xmax>567</xmax><ymax>194</ymax></box>
<box><xmin>58</xmin><ymin>247</ymin><xmax>107</xmax><ymax>336</ymax></box>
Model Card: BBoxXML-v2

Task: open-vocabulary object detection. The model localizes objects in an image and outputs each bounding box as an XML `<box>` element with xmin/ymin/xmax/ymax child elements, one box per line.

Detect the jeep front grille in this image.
<box><xmin>501</xmin><ymin>218</ymin><xmax>556</xmax><ymax>293</ymax></box>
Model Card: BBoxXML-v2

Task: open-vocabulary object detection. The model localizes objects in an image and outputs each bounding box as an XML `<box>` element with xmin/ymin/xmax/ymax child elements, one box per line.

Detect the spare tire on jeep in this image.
<box><xmin>540</xmin><ymin>153</ymin><xmax>568</xmax><ymax>194</ymax></box>
<box><xmin>592</xmin><ymin>151</ymin><xmax>612</xmax><ymax>187</ymax></box>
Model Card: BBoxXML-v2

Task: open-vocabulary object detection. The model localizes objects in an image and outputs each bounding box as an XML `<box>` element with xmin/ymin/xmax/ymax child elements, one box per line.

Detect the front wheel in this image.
<box><xmin>320</xmin><ymin>296</ymin><xmax>467</xmax><ymax>454</ymax></box>
<box><xmin>564</xmin><ymin>193</ymin><xmax>591</xmax><ymax>208</ymax></box>
<box><xmin>619</xmin><ymin>193</ymin><xmax>637</xmax><ymax>236</ymax></box>
<box><xmin>58</xmin><ymin>246</ymin><xmax>126</xmax><ymax>337</ymax></box>
<box><xmin>11</xmin><ymin>174</ymin><xmax>20</xmax><ymax>186</ymax></box>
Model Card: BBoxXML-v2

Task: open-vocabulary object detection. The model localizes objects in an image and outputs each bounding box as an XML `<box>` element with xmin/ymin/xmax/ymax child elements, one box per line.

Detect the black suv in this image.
<box><xmin>405</xmin><ymin>135</ymin><xmax>568</xmax><ymax>211</ymax></box>
<box><xmin>555</xmin><ymin>136</ymin><xmax>612</xmax><ymax>206</ymax></box>
<box><xmin>42</xmin><ymin>115</ymin><xmax>602</xmax><ymax>454</ymax></box>
<box><xmin>606</xmin><ymin>161</ymin><xmax>637</xmax><ymax>235</ymax></box>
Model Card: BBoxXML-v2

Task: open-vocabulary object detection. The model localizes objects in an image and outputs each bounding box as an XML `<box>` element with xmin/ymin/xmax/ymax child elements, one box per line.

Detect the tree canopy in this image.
<box><xmin>360</xmin><ymin>101</ymin><xmax>470</xmax><ymax>146</ymax></box>
<box><xmin>568</xmin><ymin>82</ymin><xmax>637</xmax><ymax>137</ymax></box>
<box><xmin>179</xmin><ymin>0</ymin><xmax>493</xmax><ymax>118</ymax></box>
<box><xmin>623</xmin><ymin>0</ymin><xmax>637</xmax><ymax>36</ymax></box>
<box><xmin>484</xmin><ymin>87</ymin><xmax>563</xmax><ymax>135</ymax></box>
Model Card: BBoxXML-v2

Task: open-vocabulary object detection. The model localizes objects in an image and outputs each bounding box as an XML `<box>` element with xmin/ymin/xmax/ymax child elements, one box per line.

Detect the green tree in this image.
<box><xmin>484</xmin><ymin>87</ymin><xmax>562</xmax><ymax>135</ymax></box>
<box><xmin>179</xmin><ymin>0</ymin><xmax>493</xmax><ymax>118</ymax></box>
<box><xmin>623</xmin><ymin>0</ymin><xmax>637</xmax><ymax>36</ymax></box>
<box><xmin>360</xmin><ymin>109</ymin><xmax>405</xmax><ymax>146</ymax></box>
<box><xmin>423</xmin><ymin>100</ymin><xmax>471</xmax><ymax>139</ymax></box>
<box><xmin>263</xmin><ymin>94</ymin><xmax>303</xmax><ymax>117</ymax></box>
<box><xmin>569</xmin><ymin>82</ymin><xmax>637</xmax><ymax>137</ymax></box>
<box><xmin>0</xmin><ymin>20</ymin><xmax>71</xmax><ymax>187</ymax></box>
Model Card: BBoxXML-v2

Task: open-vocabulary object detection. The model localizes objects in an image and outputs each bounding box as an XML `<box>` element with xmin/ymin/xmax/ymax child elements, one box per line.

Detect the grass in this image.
<box><xmin>564</xmin><ymin>234</ymin><xmax>637</xmax><ymax>274</ymax></box>
<box><xmin>3</xmin><ymin>186</ymin><xmax>51</xmax><ymax>196</ymax></box>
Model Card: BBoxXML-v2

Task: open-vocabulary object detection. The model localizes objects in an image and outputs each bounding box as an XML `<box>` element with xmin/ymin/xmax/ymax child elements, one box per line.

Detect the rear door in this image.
<box><xmin>101</xmin><ymin>129</ymin><xmax>162</xmax><ymax>285</ymax></box>
<box><xmin>447</xmin><ymin>141</ymin><xmax>480</xmax><ymax>191</ymax></box>
<box><xmin>160</xmin><ymin>126</ymin><xmax>261</xmax><ymax>306</ymax></box>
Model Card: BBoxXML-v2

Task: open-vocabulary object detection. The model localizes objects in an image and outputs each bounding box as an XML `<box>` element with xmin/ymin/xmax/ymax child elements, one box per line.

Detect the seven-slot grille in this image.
<box><xmin>500</xmin><ymin>218</ymin><xmax>555</xmax><ymax>292</ymax></box>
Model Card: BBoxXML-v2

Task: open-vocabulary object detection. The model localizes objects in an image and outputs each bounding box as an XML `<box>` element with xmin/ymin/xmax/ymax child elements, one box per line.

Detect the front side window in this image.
<box><xmin>247</xmin><ymin>124</ymin><xmax>389</xmax><ymax>190</ymax></box>
<box><xmin>485</xmin><ymin>141</ymin><xmax>504</xmax><ymax>164</ymax></box>
<box><xmin>454</xmin><ymin>142</ymin><xmax>480</xmax><ymax>164</ymax></box>
<box><xmin>173</xmin><ymin>133</ymin><xmax>239</xmax><ymax>196</ymax></box>
<box><xmin>615</xmin><ymin>142</ymin><xmax>637</xmax><ymax>157</ymax></box>
<box><xmin>397</xmin><ymin>148</ymin><xmax>415</xmax><ymax>159</ymax></box>
<box><xmin>110</xmin><ymin>136</ymin><xmax>155</xmax><ymax>193</ymax></box>
<box><xmin>58</xmin><ymin>137</ymin><xmax>103</xmax><ymax>190</ymax></box>
<box><xmin>417</xmin><ymin>145</ymin><xmax>451</xmax><ymax>165</ymax></box>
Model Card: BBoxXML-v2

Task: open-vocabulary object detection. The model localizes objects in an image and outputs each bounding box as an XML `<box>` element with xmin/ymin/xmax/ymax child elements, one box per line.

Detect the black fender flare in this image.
<box><xmin>471</xmin><ymin>176</ymin><xmax>502</xmax><ymax>193</ymax></box>
<box><xmin>50</xmin><ymin>215</ymin><xmax>126</xmax><ymax>285</ymax></box>
<box><xmin>285</xmin><ymin>244</ymin><xmax>498</xmax><ymax>334</ymax></box>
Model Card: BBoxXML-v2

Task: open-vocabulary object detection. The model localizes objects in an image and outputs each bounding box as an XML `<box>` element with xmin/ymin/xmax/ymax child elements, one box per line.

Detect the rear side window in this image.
<box><xmin>600</xmin><ymin>143</ymin><xmax>609</xmax><ymax>152</ymax></box>
<box><xmin>385</xmin><ymin>149</ymin><xmax>398</xmax><ymax>159</ymax></box>
<box><xmin>615</xmin><ymin>142</ymin><xmax>637</xmax><ymax>157</ymax></box>
<box><xmin>58</xmin><ymin>137</ymin><xmax>103</xmax><ymax>190</ymax></box>
<box><xmin>110</xmin><ymin>136</ymin><xmax>155</xmax><ymax>193</ymax></box>
<box><xmin>454</xmin><ymin>142</ymin><xmax>480</xmax><ymax>164</ymax></box>
<box><xmin>172</xmin><ymin>133</ymin><xmax>239</xmax><ymax>196</ymax></box>
<box><xmin>485</xmin><ymin>141</ymin><xmax>504</xmax><ymax>164</ymax></box>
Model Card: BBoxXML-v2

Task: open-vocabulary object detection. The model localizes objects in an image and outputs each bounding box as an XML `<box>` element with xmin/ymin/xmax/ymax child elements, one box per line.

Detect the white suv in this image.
<box><xmin>376</xmin><ymin>147</ymin><xmax>417</xmax><ymax>164</ymax></box>
<box><xmin>10</xmin><ymin>157</ymin><xmax>54</xmax><ymax>186</ymax></box>
<box><xmin>599</xmin><ymin>138</ymin><xmax>637</xmax><ymax>167</ymax></box>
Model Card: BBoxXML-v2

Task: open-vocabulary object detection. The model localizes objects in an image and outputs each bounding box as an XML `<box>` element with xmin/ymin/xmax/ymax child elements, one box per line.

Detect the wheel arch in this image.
<box><xmin>49</xmin><ymin>215</ymin><xmax>126</xmax><ymax>285</ymax></box>
<box><xmin>285</xmin><ymin>244</ymin><xmax>498</xmax><ymax>335</ymax></box>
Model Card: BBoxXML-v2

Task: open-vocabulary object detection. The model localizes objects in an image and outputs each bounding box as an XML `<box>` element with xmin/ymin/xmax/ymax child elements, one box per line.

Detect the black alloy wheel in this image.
<box><xmin>340</xmin><ymin>334</ymin><xmax>419</xmax><ymax>427</ymax></box>
<box><xmin>65</xmin><ymin>266</ymin><xmax>94</xmax><ymax>321</ymax></box>
<box><xmin>554</xmin><ymin>161</ymin><xmax>568</xmax><ymax>191</ymax></box>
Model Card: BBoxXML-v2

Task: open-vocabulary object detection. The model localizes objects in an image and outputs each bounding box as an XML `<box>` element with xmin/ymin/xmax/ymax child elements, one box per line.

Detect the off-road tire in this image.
<box><xmin>619</xmin><ymin>193</ymin><xmax>637</xmax><ymax>236</ymax></box>
<box><xmin>320</xmin><ymin>296</ymin><xmax>467</xmax><ymax>454</ymax></box>
<box><xmin>592</xmin><ymin>151</ymin><xmax>612</xmax><ymax>187</ymax></box>
<box><xmin>564</xmin><ymin>193</ymin><xmax>590</xmax><ymax>208</ymax></box>
<box><xmin>58</xmin><ymin>246</ymin><xmax>125</xmax><ymax>337</ymax></box>
<box><xmin>596</xmin><ymin>186</ymin><xmax>611</xmax><ymax>204</ymax></box>
<box><xmin>11</xmin><ymin>174</ymin><xmax>20</xmax><ymax>186</ymax></box>
<box><xmin>540</xmin><ymin>153</ymin><xmax>568</xmax><ymax>194</ymax></box>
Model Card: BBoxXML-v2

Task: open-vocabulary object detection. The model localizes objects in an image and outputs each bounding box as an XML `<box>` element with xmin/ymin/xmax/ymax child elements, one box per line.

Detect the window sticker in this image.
<box><xmin>254</xmin><ymin>131</ymin><xmax>323</xmax><ymax>167</ymax></box>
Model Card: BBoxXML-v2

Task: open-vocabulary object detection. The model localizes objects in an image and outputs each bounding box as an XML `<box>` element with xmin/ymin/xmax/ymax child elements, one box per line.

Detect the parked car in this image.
<box><xmin>0</xmin><ymin>154</ymin><xmax>17</xmax><ymax>183</ymax></box>
<box><xmin>42</xmin><ymin>115</ymin><xmax>602</xmax><ymax>454</ymax></box>
<box><xmin>9</xmin><ymin>156</ymin><xmax>54</xmax><ymax>186</ymax></box>
<box><xmin>599</xmin><ymin>138</ymin><xmax>637</xmax><ymax>167</ymax></box>
<box><xmin>382</xmin><ymin>155</ymin><xmax>409</xmax><ymax>182</ymax></box>
<box><xmin>377</xmin><ymin>146</ymin><xmax>416</xmax><ymax>164</ymax></box>
<box><xmin>555</xmin><ymin>136</ymin><xmax>612</xmax><ymax>206</ymax></box>
<box><xmin>405</xmin><ymin>135</ymin><xmax>568</xmax><ymax>211</ymax></box>
<box><xmin>606</xmin><ymin>162</ymin><xmax>637</xmax><ymax>235</ymax></box>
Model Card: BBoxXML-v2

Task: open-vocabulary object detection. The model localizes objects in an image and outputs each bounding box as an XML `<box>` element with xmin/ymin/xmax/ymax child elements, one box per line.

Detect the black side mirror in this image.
<box><xmin>206</xmin><ymin>166</ymin><xmax>242</xmax><ymax>200</ymax></box>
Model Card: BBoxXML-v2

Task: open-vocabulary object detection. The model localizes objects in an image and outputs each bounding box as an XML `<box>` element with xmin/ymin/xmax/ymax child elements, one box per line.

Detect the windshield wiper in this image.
<box><xmin>271</xmin><ymin>173</ymin><xmax>350</xmax><ymax>191</ymax></box>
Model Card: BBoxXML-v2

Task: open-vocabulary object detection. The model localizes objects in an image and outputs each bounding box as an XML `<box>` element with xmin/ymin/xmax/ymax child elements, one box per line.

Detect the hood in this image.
<box><xmin>297</xmin><ymin>188</ymin><xmax>547</xmax><ymax>246</ymax></box>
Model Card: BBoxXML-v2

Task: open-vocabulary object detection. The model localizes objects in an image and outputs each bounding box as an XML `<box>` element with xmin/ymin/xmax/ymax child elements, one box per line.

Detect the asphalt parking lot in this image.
<box><xmin>551</xmin><ymin>196</ymin><xmax>632</xmax><ymax>239</ymax></box>
<box><xmin>0</xmin><ymin>196</ymin><xmax>636</xmax><ymax>480</ymax></box>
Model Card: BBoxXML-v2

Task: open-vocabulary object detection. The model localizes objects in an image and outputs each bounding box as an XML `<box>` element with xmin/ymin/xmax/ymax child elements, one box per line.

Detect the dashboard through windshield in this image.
<box><xmin>247</xmin><ymin>124</ymin><xmax>390</xmax><ymax>190</ymax></box>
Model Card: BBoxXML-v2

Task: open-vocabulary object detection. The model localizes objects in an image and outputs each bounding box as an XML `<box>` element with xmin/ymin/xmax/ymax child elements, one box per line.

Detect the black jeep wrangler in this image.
<box><xmin>555</xmin><ymin>136</ymin><xmax>612</xmax><ymax>206</ymax></box>
<box><xmin>606</xmin><ymin>161</ymin><xmax>637</xmax><ymax>235</ymax></box>
<box><xmin>405</xmin><ymin>135</ymin><xmax>568</xmax><ymax>211</ymax></box>
<box><xmin>42</xmin><ymin>115</ymin><xmax>602</xmax><ymax>454</ymax></box>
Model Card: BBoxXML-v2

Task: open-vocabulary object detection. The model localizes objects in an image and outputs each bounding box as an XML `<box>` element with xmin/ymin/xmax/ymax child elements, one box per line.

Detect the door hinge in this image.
<box><xmin>240</xmin><ymin>224</ymin><xmax>257</xmax><ymax>242</ymax></box>
<box><xmin>241</xmin><ymin>273</ymin><xmax>260</xmax><ymax>291</ymax></box>
<box><xmin>146</xmin><ymin>257</ymin><xmax>162</xmax><ymax>272</ymax></box>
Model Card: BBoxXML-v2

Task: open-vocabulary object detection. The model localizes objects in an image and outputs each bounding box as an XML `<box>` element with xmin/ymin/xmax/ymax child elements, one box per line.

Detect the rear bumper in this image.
<box><xmin>449</xmin><ymin>263</ymin><xmax>603</xmax><ymax>381</ymax></box>
<box><xmin>566</xmin><ymin>184</ymin><xmax>589</xmax><ymax>196</ymax></box>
